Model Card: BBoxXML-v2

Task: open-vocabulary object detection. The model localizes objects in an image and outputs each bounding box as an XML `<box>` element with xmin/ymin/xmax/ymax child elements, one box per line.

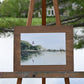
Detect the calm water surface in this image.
<box><xmin>21</xmin><ymin>51</ymin><xmax>66</xmax><ymax>65</ymax></box>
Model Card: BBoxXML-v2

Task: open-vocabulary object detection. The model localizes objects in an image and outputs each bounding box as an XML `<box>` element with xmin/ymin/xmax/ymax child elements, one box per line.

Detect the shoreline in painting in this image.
<box><xmin>21</xmin><ymin>40</ymin><xmax>66</xmax><ymax>52</ymax></box>
<box><xmin>22</xmin><ymin>49</ymin><xmax>66</xmax><ymax>52</ymax></box>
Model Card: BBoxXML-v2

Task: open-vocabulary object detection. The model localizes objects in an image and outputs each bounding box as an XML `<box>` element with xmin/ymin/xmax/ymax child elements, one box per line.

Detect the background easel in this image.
<box><xmin>17</xmin><ymin>0</ymin><xmax>70</xmax><ymax>84</ymax></box>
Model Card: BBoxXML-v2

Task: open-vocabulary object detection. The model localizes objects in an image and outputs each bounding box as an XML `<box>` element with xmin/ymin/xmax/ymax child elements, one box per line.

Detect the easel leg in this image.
<box><xmin>42</xmin><ymin>0</ymin><xmax>46</xmax><ymax>83</ymax></box>
<box><xmin>42</xmin><ymin>78</ymin><xmax>46</xmax><ymax>84</ymax></box>
<box><xmin>42</xmin><ymin>0</ymin><xmax>46</xmax><ymax>82</ymax></box>
<box><xmin>26</xmin><ymin>0</ymin><xmax>35</xmax><ymax>26</ymax></box>
<box><xmin>65</xmin><ymin>78</ymin><xmax>70</xmax><ymax>84</ymax></box>
<box><xmin>53</xmin><ymin>0</ymin><xmax>61</xmax><ymax>25</ymax></box>
<box><xmin>42</xmin><ymin>0</ymin><xmax>46</xmax><ymax>25</ymax></box>
<box><xmin>17</xmin><ymin>78</ymin><xmax>22</xmax><ymax>84</ymax></box>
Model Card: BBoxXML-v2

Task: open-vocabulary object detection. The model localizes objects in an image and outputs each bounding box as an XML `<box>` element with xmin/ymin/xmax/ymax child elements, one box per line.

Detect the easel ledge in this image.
<box><xmin>0</xmin><ymin>72</ymin><xmax>84</xmax><ymax>78</ymax></box>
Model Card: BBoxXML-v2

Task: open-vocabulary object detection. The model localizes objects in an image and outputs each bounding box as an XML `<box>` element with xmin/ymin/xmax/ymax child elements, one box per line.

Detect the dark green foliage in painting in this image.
<box><xmin>21</xmin><ymin>40</ymin><xmax>42</xmax><ymax>50</ymax></box>
<box><xmin>35</xmin><ymin>45</ymin><xmax>42</xmax><ymax>50</ymax></box>
<box><xmin>31</xmin><ymin>45</ymin><xmax>42</xmax><ymax>50</ymax></box>
<box><xmin>21</xmin><ymin>40</ymin><xmax>32</xmax><ymax>50</ymax></box>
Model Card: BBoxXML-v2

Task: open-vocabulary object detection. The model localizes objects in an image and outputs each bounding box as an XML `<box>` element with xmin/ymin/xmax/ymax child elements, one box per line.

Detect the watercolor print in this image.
<box><xmin>20</xmin><ymin>33</ymin><xmax>66</xmax><ymax>65</ymax></box>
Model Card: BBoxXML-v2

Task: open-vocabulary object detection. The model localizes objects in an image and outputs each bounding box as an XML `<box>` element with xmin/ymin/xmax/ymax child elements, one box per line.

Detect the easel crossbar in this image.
<box><xmin>0</xmin><ymin>72</ymin><xmax>84</xmax><ymax>78</ymax></box>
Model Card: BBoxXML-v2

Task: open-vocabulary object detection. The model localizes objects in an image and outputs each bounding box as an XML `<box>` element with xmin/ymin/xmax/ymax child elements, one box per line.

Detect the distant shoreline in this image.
<box><xmin>22</xmin><ymin>50</ymin><xmax>66</xmax><ymax>52</ymax></box>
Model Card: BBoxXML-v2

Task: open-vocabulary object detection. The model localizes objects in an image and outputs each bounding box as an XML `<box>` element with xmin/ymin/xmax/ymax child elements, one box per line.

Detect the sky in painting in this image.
<box><xmin>21</xmin><ymin>33</ymin><xmax>66</xmax><ymax>50</ymax></box>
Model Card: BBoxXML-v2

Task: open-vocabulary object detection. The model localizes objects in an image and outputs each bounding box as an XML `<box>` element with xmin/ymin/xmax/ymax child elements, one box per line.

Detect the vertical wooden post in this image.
<box><xmin>53</xmin><ymin>0</ymin><xmax>61</xmax><ymax>25</ymax></box>
<box><xmin>42</xmin><ymin>0</ymin><xmax>46</xmax><ymax>84</ymax></box>
<box><xmin>26</xmin><ymin>0</ymin><xmax>35</xmax><ymax>26</ymax></box>
<box><xmin>17</xmin><ymin>78</ymin><xmax>22</xmax><ymax>84</ymax></box>
<box><xmin>42</xmin><ymin>78</ymin><xmax>46</xmax><ymax>84</ymax></box>
<box><xmin>42</xmin><ymin>0</ymin><xmax>46</xmax><ymax>25</ymax></box>
<box><xmin>65</xmin><ymin>78</ymin><xmax>70</xmax><ymax>84</ymax></box>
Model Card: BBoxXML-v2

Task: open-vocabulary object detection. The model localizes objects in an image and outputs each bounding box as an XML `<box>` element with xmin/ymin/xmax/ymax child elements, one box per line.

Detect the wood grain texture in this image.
<box><xmin>0</xmin><ymin>72</ymin><xmax>84</xmax><ymax>78</ymax></box>
<box><xmin>17</xmin><ymin>78</ymin><xmax>22</xmax><ymax>84</ymax></box>
<box><xmin>14</xmin><ymin>25</ymin><xmax>73</xmax><ymax>72</ymax></box>
<box><xmin>65</xmin><ymin>78</ymin><xmax>70</xmax><ymax>84</ymax></box>
<box><xmin>42</xmin><ymin>0</ymin><xmax>46</xmax><ymax>25</ymax></box>
<box><xmin>53</xmin><ymin>0</ymin><xmax>61</xmax><ymax>25</ymax></box>
<box><xmin>26</xmin><ymin>0</ymin><xmax>35</xmax><ymax>26</ymax></box>
<box><xmin>42</xmin><ymin>78</ymin><xmax>46</xmax><ymax>84</ymax></box>
<box><xmin>42</xmin><ymin>0</ymin><xmax>46</xmax><ymax>83</ymax></box>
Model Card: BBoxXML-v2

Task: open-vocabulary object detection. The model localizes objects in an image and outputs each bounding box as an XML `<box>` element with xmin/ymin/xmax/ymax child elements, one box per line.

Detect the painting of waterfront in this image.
<box><xmin>20</xmin><ymin>33</ymin><xmax>66</xmax><ymax>65</ymax></box>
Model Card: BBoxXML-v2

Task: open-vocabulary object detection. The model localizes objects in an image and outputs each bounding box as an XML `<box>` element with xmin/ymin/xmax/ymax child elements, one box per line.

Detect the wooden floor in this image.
<box><xmin>0</xmin><ymin>72</ymin><xmax>84</xmax><ymax>78</ymax></box>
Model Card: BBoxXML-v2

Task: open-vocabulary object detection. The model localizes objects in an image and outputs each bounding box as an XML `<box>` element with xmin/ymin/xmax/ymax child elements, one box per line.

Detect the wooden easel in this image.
<box><xmin>17</xmin><ymin>0</ymin><xmax>70</xmax><ymax>84</ymax></box>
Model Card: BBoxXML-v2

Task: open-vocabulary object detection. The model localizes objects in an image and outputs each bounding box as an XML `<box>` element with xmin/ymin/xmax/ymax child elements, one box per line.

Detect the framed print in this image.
<box><xmin>14</xmin><ymin>25</ymin><xmax>73</xmax><ymax>72</ymax></box>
